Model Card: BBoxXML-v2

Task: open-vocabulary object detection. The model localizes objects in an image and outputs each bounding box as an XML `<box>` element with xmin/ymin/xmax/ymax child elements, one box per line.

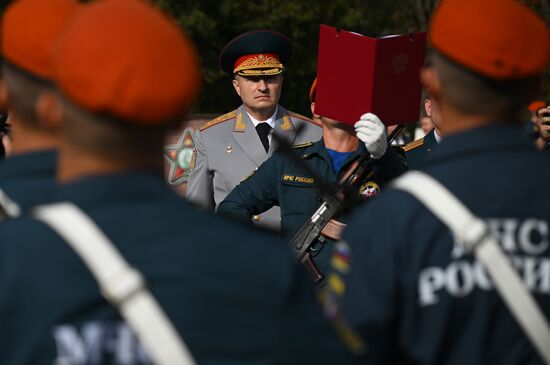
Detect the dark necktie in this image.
<box><xmin>255</xmin><ymin>123</ymin><xmax>272</xmax><ymax>152</ymax></box>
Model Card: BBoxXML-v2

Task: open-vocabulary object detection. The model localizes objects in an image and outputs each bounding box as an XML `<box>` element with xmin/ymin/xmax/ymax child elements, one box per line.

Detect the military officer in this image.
<box><xmin>404</xmin><ymin>93</ymin><xmax>442</xmax><ymax>169</ymax></box>
<box><xmin>218</xmin><ymin>78</ymin><xmax>407</xmax><ymax>276</ymax></box>
<box><xmin>0</xmin><ymin>1</ymin><xmax>362</xmax><ymax>364</ymax></box>
<box><xmin>325</xmin><ymin>0</ymin><xmax>550</xmax><ymax>363</ymax></box>
<box><xmin>187</xmin><ymin>30</ymin><xmax>322</xmax><ymax>229</ymax></box>
<box><xmin>0</xmin><ymin>0</ymin><xmax>80</xmax><ymax>219</ymax></box>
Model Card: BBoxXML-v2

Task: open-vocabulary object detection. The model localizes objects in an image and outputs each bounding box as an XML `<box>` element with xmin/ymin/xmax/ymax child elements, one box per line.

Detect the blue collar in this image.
<box><xmin>426</xmin><ymin>123</ymin><xmax>533</xmax><ymax>165</ymax></box>
<box><xmin>0</xmin><ymin>149</ymin><xmax>57</xmax><ymax>181</ymax></box>
<box><xmin>52</xmin><ymin>171</ymin><xmax>169</xmax><ymax>207</ymax></box>
<box><xmin>305</xmin><ymin>138</ymin><xmax>366</xmax><ymax>157</ymax></box>
<box><xmin>423</xmin><ymin>129</ymin><xmax>438</xmax><ymax>148</ymax></box>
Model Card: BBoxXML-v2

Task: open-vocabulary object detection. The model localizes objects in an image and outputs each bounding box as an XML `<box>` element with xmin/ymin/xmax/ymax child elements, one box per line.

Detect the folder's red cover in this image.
<box><xmin>315</xmin><ymin>25</ymin><xmax>426</xmax><ymax>126</ymax></box>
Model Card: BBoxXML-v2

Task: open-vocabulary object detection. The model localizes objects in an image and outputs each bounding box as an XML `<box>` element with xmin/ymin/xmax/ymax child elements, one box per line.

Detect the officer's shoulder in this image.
<box><xmin>271</xmin><ymin>141</ymin><xmax>314</xmax><ymax>161</ymax></box>
<box><xmin>288</xmin><ymin>111</ymin><xmax>321</xmax><ymax>127</ymax></box>
<box><xmin>403</xmin><ymin>137</ymin><xmax>425</xmax><ymax>152</ymax></box>
<box><xmin>199</xmin><ymin>110</ymin><xmax>237</xmax><ymax>131</ymax></box>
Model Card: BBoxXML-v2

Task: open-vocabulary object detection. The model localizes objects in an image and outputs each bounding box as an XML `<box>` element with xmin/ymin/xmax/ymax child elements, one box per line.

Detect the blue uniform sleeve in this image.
<box><xmin>322</xmin><ymin>194</ymin><xmax>401</xmax><ymax>363</ymax></box>
<box><xmin>217</xmin><ymin>154</ymin><xmax>280</xmax><ymax>223</ymax></box>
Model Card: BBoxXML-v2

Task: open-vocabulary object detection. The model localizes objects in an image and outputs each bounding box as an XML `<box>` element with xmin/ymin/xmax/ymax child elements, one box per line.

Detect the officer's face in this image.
<box><xmin>232</xmin><ymin>74</ymin><xmax>283</xmax><ymax>113</ymax></box>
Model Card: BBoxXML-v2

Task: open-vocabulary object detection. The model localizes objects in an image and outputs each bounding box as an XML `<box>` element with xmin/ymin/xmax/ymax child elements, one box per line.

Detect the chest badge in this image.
<box><xmin>226</xmin><ymin>145</ymin><xmax>233</xmax><ymax>155</ymax></box>
<box><xmin>359</xmin><ymin>181</ymin><xmax>381</xmax><ymax>199</ymax></box>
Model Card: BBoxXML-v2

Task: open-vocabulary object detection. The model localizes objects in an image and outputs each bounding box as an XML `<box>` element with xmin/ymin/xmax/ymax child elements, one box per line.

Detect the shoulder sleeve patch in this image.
<box><xmin>291</xmin><ymin>141</ymin><xmax>314</xmax><ymax>149</ymax></box>
<box><xmin>199</xmin><ymin>110</ymin><xmax>237</xmax><ymax>131</ymax></box>
<box><xmin>403</xmin><ymin>138</ymin><xmax>424</xmax><ymax>152</ymax></box>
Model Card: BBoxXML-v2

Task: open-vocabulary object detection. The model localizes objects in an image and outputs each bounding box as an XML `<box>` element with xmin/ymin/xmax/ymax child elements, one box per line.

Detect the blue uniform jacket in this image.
<box><xmin>0</xmin><ymin>171</ymin><xmax>364</xmax><ymax>365</ymax></box>
<box><xmin>0</xmin><ymin>149</ymin><xmax>56</xmax><ymax>213</ymax></box>
<box><xmin>218</xmin><ymin>139</ymin><xmax>407</xmax><ymax>274</ymax></box>
<box><xmin>403</xmin><ymin>129</ymin><xmax>438</xmax><ymax>170</ymax></box>
<box><xmin>326</xmin><ymin>124</ymin><xmax>550</xmax><ymax>365</ymax></box>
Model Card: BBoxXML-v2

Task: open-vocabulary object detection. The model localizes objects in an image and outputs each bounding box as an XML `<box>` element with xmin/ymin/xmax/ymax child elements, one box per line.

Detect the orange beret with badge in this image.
<box><xmin>219</xmin><ymin>30</ymin><xmax>292</xmax><ymax>76</ymax></box>
<box><xmin>1</xmin><ymin>0</ymin><xmax>80</xmax><ymax>79</ymax></box>
<box><xmin>52</xmin><ymin>0</ymin><xmax>202</xmax><ymax>125</ymax></box>
<box><xmin>429</xmin><ymin>0</ymin><xmax>550</xmax><ymax>79</ymax></box>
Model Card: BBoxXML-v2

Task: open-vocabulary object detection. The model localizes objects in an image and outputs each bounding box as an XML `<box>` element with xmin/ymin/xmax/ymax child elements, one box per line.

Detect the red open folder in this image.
<box><xmin>315</xmin><ymin>25</ymin><xmax>426</xmax><ymax>126</ymax></box>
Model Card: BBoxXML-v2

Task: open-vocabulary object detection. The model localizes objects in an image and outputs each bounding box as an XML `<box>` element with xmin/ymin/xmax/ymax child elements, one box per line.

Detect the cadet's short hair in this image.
<box><xmin>2</xmin><ymin>62</ymin><xmax>51</xmax><ymax>129</ymax></box>
<box><xmin>59</xmin><ymin>93</ymin><xmax>170</xmax><ymax>162</ymax></box>
<box><xmin>431</xmin><ymin>50</ymin><xmax>539</xmax><ymax>117</ymax></box>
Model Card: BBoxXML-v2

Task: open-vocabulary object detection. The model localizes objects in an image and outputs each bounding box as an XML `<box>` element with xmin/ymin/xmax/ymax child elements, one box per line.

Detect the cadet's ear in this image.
<box><xmin>232</xmin><ymin>77</ymin><xmax>241</xmax><ymax>97</ymax></box>
<box><xmin>424</xmin><ymin>98</ymin><xmax>432</xmax><ymax>117</ymax></box>
<box><xmin>420</xmin><ymin>67</ymin><xmax>441</xmax><ymax>102</ymax></box>
<box><xmin>310</xmin><ymin>102</ymin><xmax>320</xmax><ymax>118</ymax></box>
<box><xmin>36</xmin><ymin>91</ymin><xmax>63</xmax><ymax>131</ymax></box>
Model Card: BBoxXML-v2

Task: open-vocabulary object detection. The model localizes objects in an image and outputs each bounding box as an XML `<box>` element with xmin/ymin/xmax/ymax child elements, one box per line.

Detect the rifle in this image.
<box><xmin>288</xmin><ymin>124</ymin><xmax>407</xmax><ymax>283</ymax></box>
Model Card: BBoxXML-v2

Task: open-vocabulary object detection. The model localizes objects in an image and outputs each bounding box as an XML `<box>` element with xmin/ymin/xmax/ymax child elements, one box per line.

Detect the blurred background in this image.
<box><xmin>152</xmin><ymin>0</ymin><xmax>550</xmax><ymax>117</ymax></box>
<box><xmin>1</xmin><ymin>0</ymin><xmax>548</xmax><ymax>187</ymax></box>
<box><xmin>11</xmin><ymin>0</ymin><xmax>534</xmax><ymax>116</ymax></box>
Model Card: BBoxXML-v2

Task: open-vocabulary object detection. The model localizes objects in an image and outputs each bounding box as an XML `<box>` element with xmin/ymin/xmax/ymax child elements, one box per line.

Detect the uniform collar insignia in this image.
<box><xmin>233</xmin><ymin>108</ymin><xmax>247</xmax><ymax>132</ymax></box>
<box><xmin>280</xmin><ymin>110</ymin><xmax>294</xmax><ymax>131</ymax></box>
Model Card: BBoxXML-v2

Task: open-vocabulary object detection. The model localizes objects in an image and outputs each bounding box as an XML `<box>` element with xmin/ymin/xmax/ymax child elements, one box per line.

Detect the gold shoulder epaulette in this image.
<box><xmin>291</xmin><ymin>141</ymin><xmax>314</xmax><ymax>149</ymax></box>
<box><xmin>403</xmin><ymin>138</ymin><xmax>424</xmax><ymax>152</ymax></box>
<box><xmin>289</xmin><ymin>111</ymin><xmax>321</xmax><ymax>126</ymax></box>
<box><xmin>200</xmin><ymin>110</ymin><xmax>237</xmax><ymax>131</ymax></box>
<box><xmin>289</xmin><ymin>111</ymin><xmax>311</xmax><ymax>122</ymax></box>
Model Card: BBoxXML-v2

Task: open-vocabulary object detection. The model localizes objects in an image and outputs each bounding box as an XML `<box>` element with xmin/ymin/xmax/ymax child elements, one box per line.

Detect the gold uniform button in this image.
<box><xmin>252</xmin><ymin>215</ymin><xmax>261</xmax><ymax>222</ymax></box>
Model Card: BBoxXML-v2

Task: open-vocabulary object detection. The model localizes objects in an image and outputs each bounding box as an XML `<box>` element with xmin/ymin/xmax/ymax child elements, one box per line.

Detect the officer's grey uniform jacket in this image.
<box><xmin>187</xmin><ymin>104</ymin><xmax>322</xmax><ymax>228</ymax></box>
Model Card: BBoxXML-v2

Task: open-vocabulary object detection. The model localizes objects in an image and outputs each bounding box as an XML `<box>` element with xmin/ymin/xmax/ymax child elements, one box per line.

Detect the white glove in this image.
<box><xmin>354</xmin><ymin>113</ymin><xmax>387</xmax><ymax>159</ymax></box>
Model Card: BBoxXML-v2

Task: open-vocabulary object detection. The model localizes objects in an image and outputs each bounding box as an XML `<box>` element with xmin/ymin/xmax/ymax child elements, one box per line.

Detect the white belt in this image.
<box><xmin>0</xmin><ymin>187</ymin><xmax>21</xmax><ymax>220</ymax></box>
<box><xmin>33</xmin><ymin>202</ymin><xmax>196</xmax><ymax>365</ymax></box>
<box><xmin>392</xmin><ymin>171</ymin><xmax>550</xmax><ymax>364</ymax></box>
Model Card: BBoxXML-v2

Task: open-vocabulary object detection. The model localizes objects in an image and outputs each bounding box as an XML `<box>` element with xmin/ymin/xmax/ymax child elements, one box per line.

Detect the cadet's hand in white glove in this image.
<box><xmin>354</xmin><ymin>113</ymin><xmax>387</xmax><ymax>159</ymax></box>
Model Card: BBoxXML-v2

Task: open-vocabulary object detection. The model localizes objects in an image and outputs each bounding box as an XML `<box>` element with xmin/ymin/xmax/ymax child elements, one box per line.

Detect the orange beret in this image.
<box><xmin>528</xmin><ymin>100</ymin><xmax>546</xmax><ymax>112</ymax></box>
<box><xmin>429</xmin><ymin>0</ymin><xmax>550</xmax><ymax>79</ymax></box>
<box><xmin>1</xmin><ymin>0</ymin><xmax>80</xmax><ymax>79</ymax></box>
<box><xmin>52</xmin><ymin>0</ymin><xmax>202</xmax><ymax>125</ymax></box>
<box><xmin>309</xmin><ymin>77</ymin><xmax>317</xmax><ymax>103</ymax></box>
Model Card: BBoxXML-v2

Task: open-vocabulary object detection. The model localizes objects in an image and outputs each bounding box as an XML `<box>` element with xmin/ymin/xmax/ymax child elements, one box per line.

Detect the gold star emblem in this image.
<box><xmin>163</xmin><ymin>128</ymin><xmax>196</xmax><ymax>186</ymax></box>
